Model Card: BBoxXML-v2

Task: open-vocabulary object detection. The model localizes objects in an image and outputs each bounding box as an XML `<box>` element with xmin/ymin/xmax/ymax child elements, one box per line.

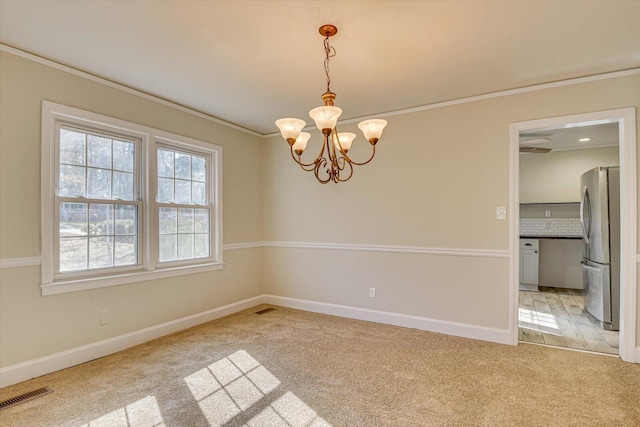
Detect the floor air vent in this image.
<box><xmin>255</xmin><ymin>307</ymin><xmax>276</xmax><ymax>315</ymax></box>
<box><xmin>0</xmin><ymin>387</ymin><xmax>52</xmax><ymax>411</ymax></box>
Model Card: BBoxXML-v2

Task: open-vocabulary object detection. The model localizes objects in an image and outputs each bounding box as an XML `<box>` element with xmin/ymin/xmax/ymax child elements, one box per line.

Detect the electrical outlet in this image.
<box><xmin>369</xmin><ymin>287</ymin><xmax>376</xmax><ymax>298</ymax></box>
<box><xmin>545</xmin><ymin>210</ymin><xmax>552</xmax><ymax>217</ymax></box>
<box><xmin>100</xmin><ymin>310</ymin><xmax>110</xmax><ymax>325</ymax></box>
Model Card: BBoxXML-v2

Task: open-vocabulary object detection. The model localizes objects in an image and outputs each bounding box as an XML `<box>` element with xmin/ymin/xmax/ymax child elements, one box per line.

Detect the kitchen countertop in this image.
<box><xmin>520</xmin><ymin>235</ymin><xmax>582</xmax><ymax>240</ymax></box>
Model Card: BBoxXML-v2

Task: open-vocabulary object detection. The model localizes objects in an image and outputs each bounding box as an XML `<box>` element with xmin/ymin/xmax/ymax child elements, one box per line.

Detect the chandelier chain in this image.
<box><xmin>323</xmin><ymin>36</ymin><xmax>336</xmax><ymax>92</ymax></box>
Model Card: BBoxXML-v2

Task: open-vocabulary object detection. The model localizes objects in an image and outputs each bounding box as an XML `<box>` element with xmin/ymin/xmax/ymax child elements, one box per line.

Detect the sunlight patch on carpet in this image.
<box><xmin>185</xmin><ymin>350</ymin><xmax>331</xmax><ymax>426</ymax></box>
<box><xmin>80</xmin><ymin>395</ymin><xmax>164</xmax><ymax>427</ymax></box>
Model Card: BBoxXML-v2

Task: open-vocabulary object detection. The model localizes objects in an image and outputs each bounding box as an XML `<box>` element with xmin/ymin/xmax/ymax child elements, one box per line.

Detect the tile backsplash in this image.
<box><xmin>520</xmin><ymin>218</ymin><xmax>582</xmax><ymax>237</ymax></box>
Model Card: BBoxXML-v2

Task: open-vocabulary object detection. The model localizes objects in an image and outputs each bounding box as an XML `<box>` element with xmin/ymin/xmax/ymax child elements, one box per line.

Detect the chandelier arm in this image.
<box><xmin>340</xmin><ymin>144</ymin><xmax>377</xmax><ymax>166</ymax></box>
<box><xmin>327</xmin><ymin>134</ymin><xmax>339</xmax><ymax>182</ymax></box>
<box><xmin>336</xmin><ymin>154</ymin><xmax>351</xmax><ymax>171</ymax></box>
<box><xmin>335</xmin><ymin>155</ymin><xmax>354</xmax><ymax>182</ymax></box>
<box><xmin>289</xmin><ymin>146</ymin><xmax>317</xmax><ymax>169</ymax></box>
<box><xmin>331</xmin><ymin>158</ymin><xmax>340</xmax><ymax>183</ymax></box>
<box><xmin>337</xmin><ymin>159</ymin><xmax>354</xmax><ymax>182</ymax></box>
<box><xmin>313</xmin><ymin>157</ymin><xmax>332</xmax><ymax>184</ymax></box>
<box><xmin>299</xmin><ymin>161</ymin><xmax>318</xmax><ymax>172</ymax></box>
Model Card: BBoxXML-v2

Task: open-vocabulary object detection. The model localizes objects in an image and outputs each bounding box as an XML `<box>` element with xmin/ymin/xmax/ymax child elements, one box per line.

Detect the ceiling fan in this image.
<box><xmin>519</xmin><ymin>137</ymin><xmax>552</xmax><ymax>153</ymax></box>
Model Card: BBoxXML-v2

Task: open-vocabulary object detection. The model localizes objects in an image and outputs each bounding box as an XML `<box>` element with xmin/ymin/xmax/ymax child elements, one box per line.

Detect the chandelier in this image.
<box><xmin>275</xmin><ymin>25</ymin><xmax>387</xmax><ymax>184</ymax></box>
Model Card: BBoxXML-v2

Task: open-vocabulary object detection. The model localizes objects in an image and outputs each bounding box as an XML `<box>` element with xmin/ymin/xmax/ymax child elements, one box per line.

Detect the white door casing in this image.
<box><xmin>510</xmin><ymin>108</ymin><xmax>637</xmax><ymax>363</ymax></box>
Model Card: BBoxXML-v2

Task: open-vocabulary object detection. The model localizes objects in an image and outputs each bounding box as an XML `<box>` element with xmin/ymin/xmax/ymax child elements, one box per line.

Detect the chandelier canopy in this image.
<box><xmin>275</xmin><ymin>25</ymin><xmax>387</xmax><ymax>184</ymax></box>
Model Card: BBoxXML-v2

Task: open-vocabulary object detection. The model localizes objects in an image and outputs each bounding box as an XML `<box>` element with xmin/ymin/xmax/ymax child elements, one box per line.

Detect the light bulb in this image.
<box><xmin>275</xmin><ymin>118</ymin><xmax>306</xmax><ymax>144</ymax></box>
<box><xmin>309</xmin><ymin>106</ymin><xmax>342</xmax><ymax>131</ymax></box>
<box><xmin>293</xmin><ymin>132</ymin><xmax>311</xmax><ymax>154</ymax></box>
<box><xmin>358</xmin><ymin>119</ymin><xmax>387</xmax><ymax>143</ymax></box>
<box><xmin>334</xmin><ymin>132</ymin><xmax>356</xmax><ymax>152</ymax></box>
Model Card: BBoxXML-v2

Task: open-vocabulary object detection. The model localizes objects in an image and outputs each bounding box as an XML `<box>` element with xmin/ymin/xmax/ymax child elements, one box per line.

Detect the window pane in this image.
<box><xmin>115</xmin><ymin>235</ymin><xmax>137</xmax><ymax>266</ymax></box>
<box><xmin>158</xmin><ymin>177</ymin><xmax>174</xmax><ymax>203</ymax></box>
<box><xmin>89</xmin><ymin>204</ymin><xmax>114</xmax><ymax>236</ymax></box>
<box><xmin>87</xmin><ymin>168</ymin><xmax>112</xmax><ymax>199</ymax></box>
<box><xmin>59</xmin><ymin>237</ymin><xmax>88</xmax><ymax>271</ymax></box>
<box><xmin>59</xmin><ymin>165</ymin><xmax>86</xmax><ymax>197</ymax></box>
<box><xmin>175</xmin><ymin>180</ymin><xmax>191</xmax><ymax>204</ymax></box>
<box><xmin>194</xmin><ymin>234</ymin><xmax>209</xmax><ymax>258</ymax></box>
<box><xmin>113</xmin><ymin>139</ymin><xmax>134</xmax><ymax>172</ymax></box>
<box><xmin>194</xmin><ymin>209</ymin><xmax>209</xmax><ymax>233</ymax></box>
<box><xmin>178</xmin><ymin>234</ymin><xmax>194</xmax><ymax>259</ymax></box>
<box><xmin>60</xmin><ymin>203</ymin><xmax>88</xmax><ymax>236</ymax></box>
<box><xmin>192</xmin><ymin>156</ymin><xmax>206</xmax><ymax>182</ymax></box>
<box><xmin>113</xmin><ymin>171</ymin><xmax>134</xmax><ymax>200</ymax></box>
<box><xmin>159</xmin><ymin>207</ymin><xmax>177</xmax><ymax>234</ymax></box>
<box><xmin>89</xmin><ymin>236</ymin><xmax>113</xmax><ymax>269</ymax></box>
<box><xmin>115</xmin><ymin>205</ymin><xmax>137</xmax><ymax>235</ymax></box>
<box><xmin>175</xmin><ymin>152</ymin><xmax>191</xmax><ymax>180</ymax></box>
<box><xmin>159</xmin><ymin>235</ymin><xmax>177</xmax><ymax>262</ymax></box>
<box><xmin>193</xmin><ymin>182</ymin><xmax>206</xmax><ymax>205</ymax></box>
<box><xmin>88</xmin><ymin>135</ymin><xmax>112</xmax><ymax>168</ymax></box>
<box><xmin>178</xmin><ymin>208</ymin><xmax>194</xmax><ymax>233</ymax></box>
<box><xmin>60</xmin><ymin>129</ymin><xmax>86</xmax><ymax>165</ymax></box>
<box><xmin>158</xmin><ymin>149</ymin><xmax>174</xmax><ymax>178</ymax></box>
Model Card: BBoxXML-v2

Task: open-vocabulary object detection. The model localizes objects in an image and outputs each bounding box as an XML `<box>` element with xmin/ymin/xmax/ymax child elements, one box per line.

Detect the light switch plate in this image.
<box><xmin>496</xmin><ymin>206</ymin><xmax>507</xmax><ymax>220</ymax></box>
<box><xmin>100</xmin><ymin>310</ymin><xmax>110</xmax><ymax>325</ymax></box>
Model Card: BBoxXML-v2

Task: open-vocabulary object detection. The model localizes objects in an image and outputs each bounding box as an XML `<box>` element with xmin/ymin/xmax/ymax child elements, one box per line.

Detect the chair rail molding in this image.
<box><xmin>0</xmin><ymin>256</ymin><xmax>42</xmax><ymax>269</ymax></box>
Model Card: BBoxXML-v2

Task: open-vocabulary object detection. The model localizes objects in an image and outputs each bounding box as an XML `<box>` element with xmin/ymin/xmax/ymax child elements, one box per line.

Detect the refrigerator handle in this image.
<box><xmin>580</xmin><ymin>185</ymin><xmax>590</xmax><ymax>245</ymax></box>
<box><xmin>580</xmin><ymin>262</ymin><xmax>600</xmax><ymax>272</ymax></box>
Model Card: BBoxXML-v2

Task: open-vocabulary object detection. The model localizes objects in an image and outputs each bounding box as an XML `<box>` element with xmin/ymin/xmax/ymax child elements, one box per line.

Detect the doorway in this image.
<box><xmin>510</xmin><ymin>108</ymin><xmax>637</xmax><ymax>362</ymax></box>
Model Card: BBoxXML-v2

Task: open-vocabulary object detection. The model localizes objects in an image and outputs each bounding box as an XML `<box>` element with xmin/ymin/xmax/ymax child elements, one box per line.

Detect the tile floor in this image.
<box><xmin>518</xmin><ymin>287</ymin><xmax>619</xmax><ymax>355</ymax></box>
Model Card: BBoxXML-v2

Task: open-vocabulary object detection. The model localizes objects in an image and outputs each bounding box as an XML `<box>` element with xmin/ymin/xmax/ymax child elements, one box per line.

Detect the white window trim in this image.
<box><xmin>41</xmin><ymin>101</ymin><xmax>223</xmax><ymax>295</ymax></box>
<box><xmin>54</xmin><ymin>123</ymin><xmax>145</xmax><ymax>280</ymax></box>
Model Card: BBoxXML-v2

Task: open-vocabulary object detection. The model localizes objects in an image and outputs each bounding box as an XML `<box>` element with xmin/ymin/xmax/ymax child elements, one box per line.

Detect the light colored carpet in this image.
<box><xmin>1</xmin><ymin>305</ymin><xmax>639</xmax><ymax>426</ymax></box>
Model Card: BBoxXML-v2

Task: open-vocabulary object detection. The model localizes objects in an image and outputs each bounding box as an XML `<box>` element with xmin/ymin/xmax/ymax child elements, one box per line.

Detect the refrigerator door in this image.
<box><xmin>580</xmin><ymin>167</ymin><xmax>610</xmax><ymax>264</ymax></box>
<box><xmin>581</xmin><ymin>260</ymin><xmax>612</xmax><ymax>326</ymax></box>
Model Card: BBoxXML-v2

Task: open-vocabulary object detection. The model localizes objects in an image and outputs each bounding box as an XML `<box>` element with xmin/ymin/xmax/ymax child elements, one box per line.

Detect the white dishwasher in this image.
<box><xmin>519</xmin><ymin>238</ymin><xmax>539</xmax><ymax>291</ymax></box>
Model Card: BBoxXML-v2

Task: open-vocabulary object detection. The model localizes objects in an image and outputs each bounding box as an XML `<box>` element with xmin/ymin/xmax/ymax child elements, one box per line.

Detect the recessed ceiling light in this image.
<box><xmin>579</xmin><ymin>138</ymin><xmax>592</xmax><ymax>142</ymax></box>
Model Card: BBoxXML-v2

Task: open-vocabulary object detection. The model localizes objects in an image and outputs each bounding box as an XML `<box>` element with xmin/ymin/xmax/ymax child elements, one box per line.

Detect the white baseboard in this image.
<box><xmin>263</xmin><ymin>294</ymin><xmax>512</xmax><ymax>345</ymax></box>
<box><xmin>6</xmin><ymin>293</ymin><xmax>628</xmax><ymax>388</ymax></box>
<box><xmin>635</xmin><ymin>346</ymin><xmax>640</xmax><ymax>363</ymax></box>
<box><xmin>0</xmin><ymin>295</ymin><xmax>264</xmax><ymax>388</ymax></box>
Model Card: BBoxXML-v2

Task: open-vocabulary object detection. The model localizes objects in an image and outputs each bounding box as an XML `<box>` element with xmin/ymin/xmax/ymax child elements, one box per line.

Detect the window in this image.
<box><xmin>41</xmin><ymin>102</ymin><xmax>223</xmax><ymax>295</ymax></box>
<box><xmin>57</xmin><ymin>126</ymin><xmax>140</xmax><ymax>273</ymax></box>
<box><xmin>157</xmin><ymin>148</ymin><xmax>210</xmax><ymax>262</ymax></box>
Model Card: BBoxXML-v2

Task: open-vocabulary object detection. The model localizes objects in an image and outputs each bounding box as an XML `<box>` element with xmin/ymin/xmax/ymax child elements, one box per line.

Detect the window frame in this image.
<box><xmin>41</xmin><ymin>101</ymin><xmax>223</xmax><ymax>296</ymax></box>
<box><xmin>154</xmin><ymin>143</ymin><xmax>215</xmax><ymax>267</ymax></box>
<box><xmin>54</xmin><ymin>123</ymin><xmax>144</xmax><ymax>279</ymax></box>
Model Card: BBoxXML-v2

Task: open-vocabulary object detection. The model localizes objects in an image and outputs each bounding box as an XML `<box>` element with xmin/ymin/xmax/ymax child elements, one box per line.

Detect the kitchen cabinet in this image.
<box><xmin>519</xmin><ymin>239</ymin><xmax>539</xmax><ymax>285</ymax></box>
<box><xmin>538</xmin><ymin>238</ymin><xmax>583</xmax><ymax>289</ymax></box>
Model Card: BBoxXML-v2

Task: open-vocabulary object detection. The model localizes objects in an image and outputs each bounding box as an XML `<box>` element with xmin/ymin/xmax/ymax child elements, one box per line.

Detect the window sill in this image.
<box><xmin>41</xmin><ymin>262</ymin><xmax>225</xmax><ymax>296</ymax></box>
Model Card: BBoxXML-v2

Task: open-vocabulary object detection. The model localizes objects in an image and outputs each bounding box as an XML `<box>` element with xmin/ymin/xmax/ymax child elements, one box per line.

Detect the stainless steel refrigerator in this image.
<box><xmin>580</xmin><ymin>166</ymin><xmax>620</xmax><ymax>331</ymax></box>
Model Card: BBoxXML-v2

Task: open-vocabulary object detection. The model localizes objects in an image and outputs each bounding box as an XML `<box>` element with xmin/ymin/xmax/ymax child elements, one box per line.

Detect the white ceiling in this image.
<box><xmin>1</xmin><ymin>1</ymin><xmax>639</xmax><ymax>136</ymax></box>
<box><xmin>520</xmin><ymin>122</ymin><xmax>619</xmax><ymax>152</ymax></box>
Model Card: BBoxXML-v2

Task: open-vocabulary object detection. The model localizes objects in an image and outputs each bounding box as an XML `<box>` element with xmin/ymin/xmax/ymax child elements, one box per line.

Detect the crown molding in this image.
<box><xmin>1</xmin><ymin>43</ymin><xmax>638</xmax><ymax>143</ymax></box>
<box><xmin>0</xmin><ymin>43</ymin><xmax>262</xmax><ymax>138</ymax></box>
<box><xmin>264</xmin><ymin>68</ymin><xmax>640</xmax><ymax>138</ymax></box>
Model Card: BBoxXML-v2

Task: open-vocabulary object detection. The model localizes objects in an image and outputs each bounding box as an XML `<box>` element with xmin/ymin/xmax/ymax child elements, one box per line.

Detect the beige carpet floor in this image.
<box><xmin>1</xmin><ymin>305</ymin><xmax>639</xmax><ymax>426</ymax></box>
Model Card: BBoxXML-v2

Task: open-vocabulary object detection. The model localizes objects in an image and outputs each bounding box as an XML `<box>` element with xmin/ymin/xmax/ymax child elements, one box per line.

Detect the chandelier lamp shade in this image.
<box><xmin>275</xmin><ymin>24</ymin><xmax>387</xmax><ymax>184</ymax></box>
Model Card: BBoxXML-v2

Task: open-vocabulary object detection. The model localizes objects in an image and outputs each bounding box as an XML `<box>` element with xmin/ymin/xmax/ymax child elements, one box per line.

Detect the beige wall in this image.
<box><xmin>263</xmin><ymin>73</ymin><xmax>640</xmax><ymax>342</ymax></box>
<box><xmin>520</xmin><ymin>146</ymin><xmax>620</xmax><ymax>203</ymax></box>
<box><xmin>0</xmin><ymin>51</ymin><xmax>264</xmax><ymax>366</ymax></box>
<box><xmin>1</xmin><ymin>49</ymin><xmax>639</xmax><ymax>369</ymax></box>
